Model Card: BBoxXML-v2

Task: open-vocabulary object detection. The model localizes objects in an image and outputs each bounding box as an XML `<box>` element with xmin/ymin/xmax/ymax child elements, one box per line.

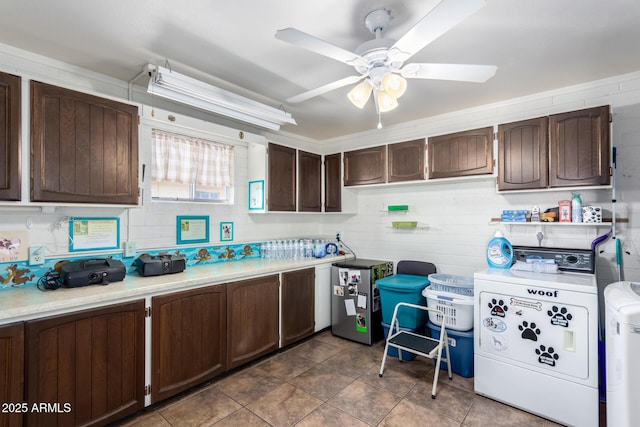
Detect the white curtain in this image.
<box><xmin>152</xmin><ymin>129</ymin><xmax>233</xmax><ymax>187</ymax></box>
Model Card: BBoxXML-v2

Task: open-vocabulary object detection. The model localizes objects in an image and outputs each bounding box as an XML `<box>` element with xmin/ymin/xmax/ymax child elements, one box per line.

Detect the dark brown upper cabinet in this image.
<box><xmin>31</xmin><ymin>81</ymin><xmax>139</xmax><ymax>204</ymax></box>
<box><xmin>0</xmin><ymin>71</ymin><xmax>21</xmax><ymax>201</ymax></box>
<box><xmin>344</xmin><ymin>145</ymin><xmax>386</xmax><ymax>186</ymax></box>
<box><xmin>298</xmin><ymin>150</ymin><xmax>321</xmax><ymax>212</ymax></box>
<box><xmin>268</xmin><ymin>142</ymin><xmax>296</xmax><ymax>211</ymax></box>
<box><xmin>498</xmin><ymin>106</ymin><xmax>610</xmax><ymax>191</ymax></box>
<box><xmin>388</xmin><ymin>139</ymin><xmax>426</xmax><ymax>182</ymax></box>
<box><xmin>428</xmin><ymin>127</ymin><xmax>494</xmax><ymax>179</ymax></box>
<box><xmin>549</xmin><ymin>105</ymin><xmax>610</xmax><ymax>188</ymax></box>
<box><xmin>498</xmin><ymin>116</ymin><xmax>549</xmax><ymax>190</ymax></box>
<box><xmin>324</xmin><ymin>152</ymin><xmax>342</xmax><ymax>212</ymax></box>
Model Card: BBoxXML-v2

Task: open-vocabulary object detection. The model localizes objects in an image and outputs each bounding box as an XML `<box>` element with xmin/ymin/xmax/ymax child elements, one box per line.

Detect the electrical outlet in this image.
<box><xmin>124</xmin><ymin>241</ymin><xmax>137</xmax><ymax>257</ymax></box>
<box><xmin>29</xmin><ymin>246</ymin><xmax>45</xmax><ymax>265</ymax></box>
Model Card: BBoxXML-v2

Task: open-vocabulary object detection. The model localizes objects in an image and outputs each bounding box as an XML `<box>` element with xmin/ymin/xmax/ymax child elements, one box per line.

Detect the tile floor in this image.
<box><xmin>117</xmin><ymin>330</ymin><xmax>571</xmax><ymax>427</ymax></box>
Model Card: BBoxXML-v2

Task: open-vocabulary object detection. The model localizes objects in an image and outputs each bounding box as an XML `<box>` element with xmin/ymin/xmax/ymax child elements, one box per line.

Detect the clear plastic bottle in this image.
<box><xmin>571</xmin><ymin>192</ymin><xmax>583</xmax><ymax>223</ymax></box>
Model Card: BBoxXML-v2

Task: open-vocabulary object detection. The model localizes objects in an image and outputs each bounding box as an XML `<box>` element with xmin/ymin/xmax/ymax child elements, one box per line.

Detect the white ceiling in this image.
<box><xmin>1</xmin><ymin>0</ymin><xmax>639</xmax><ymax>140</ymax></box>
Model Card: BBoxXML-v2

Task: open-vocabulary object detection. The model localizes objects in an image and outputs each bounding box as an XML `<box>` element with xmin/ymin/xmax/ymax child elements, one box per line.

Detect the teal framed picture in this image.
<box><xmin>220</xmin><ymin>222</ymin><xmax>234</xmax><ymax>241</ymax></box>
<box><xmin>177</xmin><ymin>215</ymin><xmax>210</xmax><ymax>244</ymax></box>
<box><xmin>69</xmin><ymin>217</ymin><xmax>120</xmax><ymax>252</ymax></box>
<box><xmin>248</xmin><ymin>180</ymin><xmax>264</xmax><ymax>210</ymax></box>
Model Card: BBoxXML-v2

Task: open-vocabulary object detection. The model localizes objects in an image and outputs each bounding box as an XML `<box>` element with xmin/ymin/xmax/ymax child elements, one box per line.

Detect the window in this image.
<box><xmin>152</xmin><ymin>129</ymin><xmax>234</xmax><ymax>202</ymax></box>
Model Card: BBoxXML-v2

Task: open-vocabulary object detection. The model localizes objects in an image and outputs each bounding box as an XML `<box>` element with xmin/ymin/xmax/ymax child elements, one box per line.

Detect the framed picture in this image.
<box><xmin>177</xmin><ymin>215</ymin><xmax>210</xmax><ymax>244</ymax></box>
<box><xmin>70</xmin><ymin>217</ymin><xmax>120</xmax><ymax>252</ymax></box>
<box><xmin>248</xmin><ymin>180</ymin><xmax>264</xmax><ymax>210</ymax></box>
<box><xmin>220</xmin><ymin>222</ymin><xmax>234</xmax><ymax>241</ymax></box>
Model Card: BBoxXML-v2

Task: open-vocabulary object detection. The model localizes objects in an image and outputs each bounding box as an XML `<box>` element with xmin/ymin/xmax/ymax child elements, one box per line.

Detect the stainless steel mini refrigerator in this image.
<box><xmin>331</xmin><ymin>259</ymin><xmax>393</xmax><ymax>345</ymax></box>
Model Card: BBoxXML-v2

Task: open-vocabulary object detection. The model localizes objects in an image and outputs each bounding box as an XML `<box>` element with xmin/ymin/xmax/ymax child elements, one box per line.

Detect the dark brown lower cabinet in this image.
<box><xmin>281</xmin><ymin>268</ymin><xmax>315</xmax><ymax>347</ymax></box>
<box><xmin>226</xmin><ymin>275</ymin><xmax>279</xmax><ymax>369</ymax></box>
<box><xmin>151</xmin><ymin>285</ymin><xmax>227</xmax><ymax>403</ymax></box>
<box><xmin>0</xmin><ymin>322</ymin><xmax>24</xmax><ymax>427</ymax></box>
<box><xmin>26</xmin><ymin>301</ymin><xmax>145</xmax><ymax>427</ymax></box>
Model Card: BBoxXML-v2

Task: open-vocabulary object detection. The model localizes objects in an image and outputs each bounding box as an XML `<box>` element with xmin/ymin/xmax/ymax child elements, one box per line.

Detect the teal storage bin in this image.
<box><xmin>427</xmin><ymin>321</ymin><xmax>474</xmax><ymax>378</ymax></box>
<box><xmin>381</xmin><ymin>321</ymin><xmax>425</xmax><ymax>361</ymax></box>
<box><xmin>377</xmin><ymin>274</ymin><xmax>430</xmax><ymax>329</ymax></box>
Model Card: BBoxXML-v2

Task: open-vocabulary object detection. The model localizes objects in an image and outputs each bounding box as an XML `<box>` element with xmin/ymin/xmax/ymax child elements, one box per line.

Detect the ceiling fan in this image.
<box><xmin>276</xmin><ymin>0</ymin><xmax>497</xmax><ymax>127</ymax></box>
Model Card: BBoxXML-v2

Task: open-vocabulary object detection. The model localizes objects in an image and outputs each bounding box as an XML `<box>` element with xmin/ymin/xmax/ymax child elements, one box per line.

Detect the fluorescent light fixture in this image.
<box><xmin>147</xmin><ymin>65</ymin><xmax>296</xmax><ymax>131</ymax></box>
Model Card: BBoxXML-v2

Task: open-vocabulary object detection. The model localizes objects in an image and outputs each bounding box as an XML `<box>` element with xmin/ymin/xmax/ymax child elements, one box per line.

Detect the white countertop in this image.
<box><xmin>0</xmin><ymin>255</ymin><xmax>351</xmax><ymax>324</ymax></box>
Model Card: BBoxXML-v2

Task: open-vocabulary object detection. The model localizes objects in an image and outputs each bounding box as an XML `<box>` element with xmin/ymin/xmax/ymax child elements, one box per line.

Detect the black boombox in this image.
<box><xmin>135</xmin><ymin>254</ymin><xmax>186</xmax><ymax>277</ymax></box>
<box><xmin>60</xmin><ymin>258</ymin><xmax>126</xmax><ymax>288</ymax></box>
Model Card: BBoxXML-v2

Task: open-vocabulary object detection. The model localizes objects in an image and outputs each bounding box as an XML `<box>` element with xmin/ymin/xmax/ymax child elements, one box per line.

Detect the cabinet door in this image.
<box><xmin>268</xmin><ymin>143</ymin><xmax>296</xmax><ymax>211</ymax></box>
<box><xmin>344</xmin><ymin>145</ymin><xmax>386</xmax><ymax>186</ymax></box>
<box><xmin>151</xmin><ymin>285</ymin><xmax>227</xmax><ymax>403</ymax></box>
<box><xmin>428</xmin><ymin>127</ymin><xmax>494</xmax><ymax>178</ymax></box>
<box><xmin>0</xmin><ymin>71</ymin><xmax>21</xmax><ymax>201</ymax></box>
<box><xmin>298</xmin><ymin>150</ymin><xmax>321</xmax><ymax>212</ymax></box>
<box><xmin>26</xmin><ymin>301</ymin><xmax>145</xmax><ymax>427</ymax></box>
<box><xmin>549</xmin><ymin>105</ymin><xmax>610</xmax><ymax>187</ymax></box>
<box><xmin>498</xmin><ymin>117</ymin><xmax>549</xmax><ymax>190</ymax></box>
<box><xmin>281</xmin><ymin>268</ymin><xmax>315</xmax><ymax>347</ymax></box>
<box><xmin>30</xmin><ymin>81</ymin><xmax>139</xmax><ymax>204</ymax></box>
<box><xmin>324</xmin><ymin>153</ymin><xmax>342</xmax><ymax>212</ymax></box>
<box><xmin>0</xmin><ymin>322</ymin><xmax>24</xmax><ymax>427</ymax></box>
<box><xmin>227</xmin><ymin>275</ymin><xmax>279</xmax><ymax>369</ymax></box>
<box><xmin>388</xmin><ymin>139</ymin><xmax>426</xmax><ymax>182</ymax></box>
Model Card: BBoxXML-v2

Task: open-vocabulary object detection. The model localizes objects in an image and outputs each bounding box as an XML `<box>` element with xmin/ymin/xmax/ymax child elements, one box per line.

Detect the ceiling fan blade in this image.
<box><xmin>276</xmin><ymin>28</ymin><xmax>367</xmax><ymax>68</ymax></box>
<box><xmin>390</xmin><ymin>0</ymin><xmax>486</xmax><ymax>63</ymax></box>
<box><xmin>286</xmin><ymin>75</ymin><xmax>365</xmax><ymax>103</ymax></box>
<box><xmin>401</xmin><ymin>63</ymin><xmax>497</xmax><ymax>82</ymax></box>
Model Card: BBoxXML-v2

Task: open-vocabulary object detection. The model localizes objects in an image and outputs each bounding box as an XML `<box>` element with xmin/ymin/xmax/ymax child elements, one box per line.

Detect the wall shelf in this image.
<box><xmin>490</xmin><ymin>218</ymin><xmax>628</xmax><ymax>226</ymax></box>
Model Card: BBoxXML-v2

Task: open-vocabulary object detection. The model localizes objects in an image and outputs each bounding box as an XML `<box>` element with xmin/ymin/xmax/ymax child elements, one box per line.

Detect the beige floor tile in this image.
<box><xmin>380</xmin><ymin>399</ymin><xmax>460</xmax><ymax>427</ymax></box>
<box><xmin>213</xmin><ymin>408</ymin><xmax>271</xmax><ymax>426</ymax></box>
<box><xmin>116</xmin><ymin>410</ymin><xmax>171</xmax><ymax>427</ymax></box>
<box><xmin>159</xmin><ymin>385</ymin><xmax>242</xmax><ymax>426</ymax></box>
<box><xmin>252</xmin><ymin>349</ymin><xmax>317</xmax><ymax>381</ymax></box>
<box><xmin>327</xmin><ymin>380</ymin><xmax>402</xmax><ymax>426</ymax></box>
<box><xmin>404</xmin><ymin>378</ymin><xmax>475</xmax><ymax>422</ymax></box>
<box><xmin>463</xmin><ymin>395</ymin><xmax>547</xmax><ymax>426</ymax></box>
<box><xmin>283</xmin><ymin>337</ymin><xmax>343</xmax><ymax>363</ymax></box>
<box><xmin>215</xmin><ymin>367</ymin><xmax>284</xmax><ymax>406</ymax></box>
<box><xmin>361</xmin><ymin>363</ymin><xmax>420</xmax><ymax>397</ymax></box>
<box><xmin>288</xmin><ymin>363</ymin><xmax>355</xmax><ymax>401</ymax></box>
<box><xmin>246</xmin><ymin>383</ymin><xmax>323</xmax><ymax>427</ymax></box>
<box><xmin>296</xmin><ymin>403</ymin><xmax>370</xmax><ymax>427</ymax></box>
<box><xmin>321</xmin><ymin>348</ymin><xmax>379</xmax><ymax>378</ymax></box>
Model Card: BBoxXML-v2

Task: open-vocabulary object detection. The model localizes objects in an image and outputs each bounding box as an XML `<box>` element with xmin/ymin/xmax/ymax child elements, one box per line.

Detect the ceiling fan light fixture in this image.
<box><xmin>347</xmin><ymin>80</ymin><xmax>373</xmax><ymax>109</ymax></box>
<box><xmin>382</xmin><ymin>73</ymin><xmax>407</xmax><ymax>99</ymax></box>
<box><xmin>377</xmin><ymin>90</ymin><xmax>398</xmax><ymax>112</ymax></box>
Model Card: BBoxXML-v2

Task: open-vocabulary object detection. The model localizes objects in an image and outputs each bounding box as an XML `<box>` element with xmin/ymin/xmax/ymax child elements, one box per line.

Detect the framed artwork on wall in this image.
<box><xmin>69</xmin><ymin>217</ymin><xmax>120</xmax><ymax>252</ymax></box>
<box><xmin>177</xmin><ymin>215</ymin><xmax>210</xmax><ymax>244</ymax></box>
<box><xmin>220</xmin><ymin>222</ymin><xmax>234</xmax><ymax>241</ymax></box>
<box><xmin>248</xmin><ymin>180</ymin><xmax>264</xmax><ymax>210</ymax></box>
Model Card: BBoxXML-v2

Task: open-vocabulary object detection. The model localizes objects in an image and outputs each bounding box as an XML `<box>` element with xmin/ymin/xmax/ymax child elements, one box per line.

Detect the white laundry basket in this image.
<box><xmin>422</xmin><ymin>287</ymin><xmax>474</xmax><ymax>331</ymax></box>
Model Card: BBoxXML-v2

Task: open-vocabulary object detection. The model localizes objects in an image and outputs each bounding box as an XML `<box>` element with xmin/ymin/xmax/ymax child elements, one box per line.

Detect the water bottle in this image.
<box><xmin>571</xmin><ymin>192</ymin><xmax>583</xmax><ymax>223</ymax></box>
<box><xmin>487</xmin><ymin>231</ymin><xmax>514</xmax><ymax>269</ymax></box>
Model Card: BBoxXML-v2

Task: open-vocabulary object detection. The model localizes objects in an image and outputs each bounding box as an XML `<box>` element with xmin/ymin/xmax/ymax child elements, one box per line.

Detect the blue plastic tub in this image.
<box><xmin>377</xmin><ymin>274</ymin><xmax>430</xmax><ymax>329</ymax></box>
<box><xmin>427</xmin><ymin>321</ymin><xmax>474</xmax><ymax>378</ymax></box>
<box><xmin>381</xmin><ymin>321</ymin><xmax>425</xmax><ymax>361</ymax></box>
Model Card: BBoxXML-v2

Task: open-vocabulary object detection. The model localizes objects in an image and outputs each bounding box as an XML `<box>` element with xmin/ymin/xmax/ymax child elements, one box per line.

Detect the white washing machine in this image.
<box><xmin>474</xmin><ymin>246</ymin><xmax>599</xmax><ymax>427</ymax></box>
<box><xmin>604</xmin><ymin>281</ymin><xmax>640</xmax><ymax>427</ymax></box>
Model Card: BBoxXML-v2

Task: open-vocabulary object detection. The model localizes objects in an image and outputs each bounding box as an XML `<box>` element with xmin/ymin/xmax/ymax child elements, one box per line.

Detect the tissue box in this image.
<box><xmin>583</xmin><ymin>206</ymin><xmax>602</xmax><ymax>223</ymax></box>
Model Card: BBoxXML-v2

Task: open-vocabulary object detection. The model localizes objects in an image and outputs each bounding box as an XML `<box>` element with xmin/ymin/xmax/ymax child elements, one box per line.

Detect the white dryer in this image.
<box><xmin>604</xmin><ymin>281</ymin><xmax>640</xmax><ymax>427</ymax></box>
<box><xmin>474</xmin><ymin>246</ymin><xmax>599</xmax><ymax>427</ymax></box>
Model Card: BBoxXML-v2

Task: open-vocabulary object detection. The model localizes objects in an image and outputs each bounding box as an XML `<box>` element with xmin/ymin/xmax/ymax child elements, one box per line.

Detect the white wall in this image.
<box><xmin>1</xmin><ymin>42</ymin><xmax>638</xmax><ymax>291</ymax></box>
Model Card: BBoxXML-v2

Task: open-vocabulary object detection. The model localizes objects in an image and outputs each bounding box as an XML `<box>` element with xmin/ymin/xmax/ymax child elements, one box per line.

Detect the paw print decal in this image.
<box><xmin>518</xmin><ymin>321</ymin><xmax>541</xmax><ymax>341</ymax></box>
<box><xmin>535</xmin><ymin>345</ymin><xmax>559</xmax><ymax>367</ymax></box>
<box><xmin>547</xmin><ymin>305</ymin><xmax>573</xmax><ymax>327</ymax></box>
<box><xmin>488</xmin><ymin>298</ymin><xmax>508</xmax><ymax>317</ymax></box>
